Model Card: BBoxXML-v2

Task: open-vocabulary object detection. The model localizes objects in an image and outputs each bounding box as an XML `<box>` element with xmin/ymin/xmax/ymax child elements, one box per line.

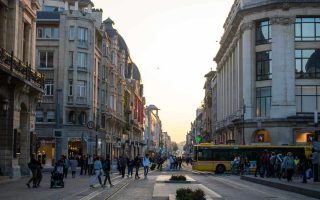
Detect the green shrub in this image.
<box><xmin>176</xmin><ymin>188</ymin><xmax>206</xmax><ymax>200</ymax></box>
<box><xmin>170</xmin><ymin>175</ymin><xmax>187</xmax><ymax>181</ymax></box>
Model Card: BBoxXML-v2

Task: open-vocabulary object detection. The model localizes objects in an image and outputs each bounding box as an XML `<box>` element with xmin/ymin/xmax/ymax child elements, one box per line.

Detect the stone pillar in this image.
<box><xmin>64</xmin><ymin>1</ymin><xmax>69</xmax><ymax>10</ymax></box>
<box><xmin>270</xmin><ymin>16</ymin><xmax>296</xmax><ymax>118</ymax></box>
<box><xmin>0</xmin><ymin>6</ymin><xmax>8</xmax><ymax>48</ymax></box>
<box><xmin>74</xmin><ymin>1</ymin><xmax>79</xmax><ymax>11</ymax></box>
<box><xmin>241</xmin><ymin>22</ymin><xmax>254</xmax><ymax>120</ymax></box>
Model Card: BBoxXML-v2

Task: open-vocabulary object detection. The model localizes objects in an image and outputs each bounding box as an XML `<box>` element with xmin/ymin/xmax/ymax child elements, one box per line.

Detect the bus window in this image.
<box><xmin>213</xmin><ymin>149</ymin><xmax>229</xmax><ymax>161</ymax></box>
<box><xmin>198</xmin><ymin>148</ymin><xmax>212</xmax><ymax>161</ymax></box>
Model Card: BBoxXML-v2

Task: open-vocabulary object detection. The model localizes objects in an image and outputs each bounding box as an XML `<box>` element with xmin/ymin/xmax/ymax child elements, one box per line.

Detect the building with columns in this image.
<box><xmin>214</xmin><ymin>0</ymin><xmax>320</xmax><ymax>145</ymax></box>
<box><xmin>0</xmin><ymin>0</ymin><xmax>44</xmax><ymax>177</ymax></box>
<box><xmin>144</xmin><ymin>105</ymin><xmax>162</xmax><ymax>154</ymax></box>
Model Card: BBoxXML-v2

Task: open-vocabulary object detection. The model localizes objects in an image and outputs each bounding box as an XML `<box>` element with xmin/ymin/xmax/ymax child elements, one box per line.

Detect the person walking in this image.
<box><xmin>261</xmin><ymin>150</ymin><xmax>270</xmax><ymax>178</ymax></box>
<box><xmin>119</xmin><ymin>156</ymin><xmax>127</xmax><ymax>178</ymax></box>
<box><xmin>127</xmin><ymin>157</ymin><xmax>134</xmax><ymax>178</ymax></box>
<box><xmin>79</xmin><ymin>155</ymin><xmax>85</xmax><ymax>175</ymax></box>
<box><xmin>103</xmin><ymin>155</ymin><xmax>114</xmax><ymax>188</ymax></box>
<box><xmin>134</xmin><ymin>155</ymin><xmax>141</xmax><ymax>179</ymax></box>
<box><xmin>143</xmin><ymin>154</ymin><xmax>150</xmax><ymax>179</ymax></box>
<box><xmin>282</xmin><ymin>152</ymin><xmax>295</xmax><ymax>182</ymax></box>
<box><xmin>63</xmin><ymin>156</ymin><xmax>70</xmax><ymax>179</ymax></box>
<box><xmin>88</xmin><ymin>155</ymin><xmax>94</xmax><ymax>176</ymax></box>
<box><xmin>90</xmin><ymin>156</ymin><xmax>103</xmax><ymax>188</ymax></box>
<box><xmin>70</xmin><ymin>157</ymin><xmax>78</xmax><ymax>178</ymax></box>
<box><xmin>311</xmin><ymin>148</ymin><xmax>319</xmax><ymax>182</ymax></box>
<box><xmin>300</xmin><ymin>154</ymin><xmax>308</xmax><ymax>183</ymax></box>
<box><xmin>26</xmin><ymin>156</ymin><xmax>39</xmax><ymax>188</ymax></box>
<box><xmin>36</xmin><ymin>158</ymin><xmax>43</xmax><ymax>187</ymax></box>
<box><xmin>275</xmin><ymin>152</ymin><xmax>283</xmax><ymax>180</ymax></box>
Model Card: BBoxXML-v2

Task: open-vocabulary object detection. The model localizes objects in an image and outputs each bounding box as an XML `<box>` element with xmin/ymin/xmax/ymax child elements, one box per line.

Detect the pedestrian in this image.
<box><xmin>282</xmin><ymin>152</ymin><xmax>295</xmax><ymax>182</ymax></box>
<box><xmin>36</xmin><ymin>158</ymin><xmax>43</xmax><ymax>187</ymax></box>
<box><xmin>79</xmin><ymin>155</ymin><xmax>85</xmax><ymax>175</ymax></box>
<box><xmin>254</xmin><ymin>154</ymin><xmax>261</xmax><ymax>177</ymax></box>
<box><xmin>26</xmin><ymin>156</ymin><xmax>39</xmax><ymax>188</ymax></box>
<box><xmin>143</xmin><ymin>154</ymin><xmax>150</xmax><ymax>179</ymax></box>
<box><xmin>178</xmin><ymin>157</ymin><xmax>182</xmax><ymax>170</ymax></box>
<box><xmin>127</xmin><ymin>157</ymin><xmax>134</xmax><ymax>178</ymax></box>
<box><xmin>70</xmin><ymin>157</ymin><xmax>78</xmax><ymax>178</ymax></box>
<box><xmin>300</xmin><ymin>154</ymin><xmax>308</xmax><ymax>183</ymax></box>
<box><xmin>90</xmin><ymin>156</ymin><xmax>103</xmax><ymax>188</ymax></box>
<box><xmin>311</xmin><ymin>148</ymin><xmax>319</xmax><ymax>182</ymax></box>
<box><xmin>275</xmin><ymin>152</ymin><xmax>283</xmax><ymax>180</ymax></box>
<box><xmin>88</xmin><ymin>155</ymin><xmax>94</xmax><ymax>176</ymax></box>
<box><xmin>260</xmin><ymin>150</ymin><xmax>270</xmax><ymax>178</ymax></box>
<box><xmin>102</xmin><ymin>155</ymin><xmax>114</xmax><ymax>188</ymax></box>
<box><xmin>119</xmin><ymin>156</ymin><xmax>127</xmax><ymax>178</ymax></box>
<box><xmin>169</xmin><ymin>155</ymin><xmax>174</xmax><ymax>171</ymax></box>
<box><xmin>269</xmin><ymin>152</ymin><xmax>276</xmax><ymax>177</ymax></box>
<box><xmin>63</xmin><ymin>156</ymin><xmax>70</xmax><ymax>179</ymax></box>
<box><xmin>134</xmin><ymin>155</ymin><xmax>141</xmax><ymax>179</ymax></box>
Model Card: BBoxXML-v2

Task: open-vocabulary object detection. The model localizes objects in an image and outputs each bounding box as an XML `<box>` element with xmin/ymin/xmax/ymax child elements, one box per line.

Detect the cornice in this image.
<box><xmin>270</xmin><ymin>16</ymin><xmax>295</xmax><ymax>25</ymax></box>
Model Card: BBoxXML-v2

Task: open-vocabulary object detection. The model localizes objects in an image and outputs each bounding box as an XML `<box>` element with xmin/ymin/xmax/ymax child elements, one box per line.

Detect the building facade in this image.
<box><xmin>214</xmin><ymin>0</ymin><xmax>320</xmax><ymax>145</ymax></box>
<box><xmin>144</xmin><ymin>104</ymin><xmax>162</xmax><ymax>154</ymax></box>
<box><xmin>0</xmin><ymin>0</ymin><xmax>44</xmax><ymax>177</ymax></box>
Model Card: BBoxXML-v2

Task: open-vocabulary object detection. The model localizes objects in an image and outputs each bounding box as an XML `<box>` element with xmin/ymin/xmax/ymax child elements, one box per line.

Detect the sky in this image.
<box><xmin>93</xmin><ymin>0</ymin><xmax>234</xmax><ymax>143</ymax></box>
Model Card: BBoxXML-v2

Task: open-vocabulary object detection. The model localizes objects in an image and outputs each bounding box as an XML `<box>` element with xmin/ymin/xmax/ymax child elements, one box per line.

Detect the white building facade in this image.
<box><xmin>214</xmin><ymin>0</ymin><xmax>320</xmax><ymax>145</ymax></box>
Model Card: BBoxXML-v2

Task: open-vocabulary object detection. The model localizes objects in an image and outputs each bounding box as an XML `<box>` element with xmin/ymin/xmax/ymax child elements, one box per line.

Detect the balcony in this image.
<box><xmin>76</xmin><ymin>97</ymin><xmax>87</xmax><ymax>104</ymax></box>
<box><xmin>43</xmin><ymin>96</ymin><xmax>54</xmax><ymax>103</ymax></box>
<box><xmin>0</xmin><ymin>47</ymin><xmax>44</xmax><ymax>89</ymax></box>
<box><xmin>67</xmin><ymin>96</ymin><xmax>74</xmax><ymax>104</ymax></box>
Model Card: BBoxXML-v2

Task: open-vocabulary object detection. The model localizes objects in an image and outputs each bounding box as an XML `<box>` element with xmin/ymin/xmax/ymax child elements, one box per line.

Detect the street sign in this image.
<box><xmin>87</xmin><ymin>121</ymin><xmax>95</xmax><ymax>129</ymax></box>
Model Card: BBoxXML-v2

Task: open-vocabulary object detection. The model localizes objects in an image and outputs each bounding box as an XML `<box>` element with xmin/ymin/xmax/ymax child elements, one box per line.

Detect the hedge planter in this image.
<box><xmin>176</xmin><ymin>188</ymin><xmax>206</xmax><ymax>200</ymax></box>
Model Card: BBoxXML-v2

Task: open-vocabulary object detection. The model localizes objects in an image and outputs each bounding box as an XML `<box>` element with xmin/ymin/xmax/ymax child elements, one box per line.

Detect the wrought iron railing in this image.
<box><xmin>0</xmin><ymin>47</ymin><xmax>44</xmax><ymax>89</ymax></box>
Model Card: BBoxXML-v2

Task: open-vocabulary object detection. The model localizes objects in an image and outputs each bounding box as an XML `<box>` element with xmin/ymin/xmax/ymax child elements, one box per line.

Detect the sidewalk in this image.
<box><xmin>241</xmin><ymin>175</ymin><xmax>320</xmax><ymax>199</ymax></box>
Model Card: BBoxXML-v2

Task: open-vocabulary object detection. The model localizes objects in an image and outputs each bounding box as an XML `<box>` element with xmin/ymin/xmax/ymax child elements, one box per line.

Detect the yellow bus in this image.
<box><xmin>192</xmin><ymin>143</ymin><xmax>312</xmax><ymax>174</ymax></box>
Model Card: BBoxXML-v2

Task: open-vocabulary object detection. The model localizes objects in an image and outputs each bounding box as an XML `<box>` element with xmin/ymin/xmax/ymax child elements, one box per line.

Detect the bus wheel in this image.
<box><xmin>216</xmin><ymin>165</ymin><xmax>226</xmax><ymax>174</ymax></box>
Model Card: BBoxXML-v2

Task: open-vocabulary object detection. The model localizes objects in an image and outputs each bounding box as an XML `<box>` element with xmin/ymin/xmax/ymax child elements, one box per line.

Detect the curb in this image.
<box><xmin>240</xmin><ymin>176</ymin><xmax>320</xmax><ymax>199</ymax></box>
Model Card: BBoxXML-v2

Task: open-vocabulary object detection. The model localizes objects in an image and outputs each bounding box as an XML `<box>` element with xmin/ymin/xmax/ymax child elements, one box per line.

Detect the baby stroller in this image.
<box><xmin>50</xmin><ymin>165</ymin><xmax>64</xmax><ymax>188</ymax></box>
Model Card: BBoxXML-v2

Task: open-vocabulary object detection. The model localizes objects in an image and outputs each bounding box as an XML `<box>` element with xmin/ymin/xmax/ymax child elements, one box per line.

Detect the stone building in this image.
<box><xmin>144</xmin><ymin>105</ymin><xmax>162</xmax><ymax>154</ymax></box>
<box><xmin>0</xmin><ymin>0</ymin><xmax>44</xmax><ymax>177</ymax></box>
<box><xmin>214</xmin><ymin>0</ymin><xmax>320</xmax><ymax>145</ymax></box>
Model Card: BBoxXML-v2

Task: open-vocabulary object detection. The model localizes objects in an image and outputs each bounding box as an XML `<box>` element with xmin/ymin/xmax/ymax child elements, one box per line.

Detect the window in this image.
<box><xmin>256</xmin><ymin>51</ymin><xmax>272</xmax><ymax>81</ymax></box>
<box><xmin>77</xmin><ymin>52</ymin><xmax>87</xmax><ymax>68</ymax></box>
<box><xmin>256</xmin><ymin>87</ymin><xmax>271</xmax><ymax>117</ymax></box>
<box><xmin>35</xmin><ymin>111</ymin><xmax>44</xmax><ymax>122</ymax></box>
<box><xmin>295</xmin><ymin>17</ymin><xmax>320</xmax><ymax>41</ymax></box>
<box><xmin>256</xmin><ymin>20</ymin><xmax>271</xmax><ymax>45</ymax></box>
<box><xmin>295</xmin><ymin>49</ymin><xmax>320</xmax><ymax>79</ymax></box>
<box><xmin>68</xmin><ymin>111</ymin><xmax>75</xmax><ymax>123</ymax></box>
<box><xmin>37</xmin><ymin>27</ymin><xmax>59</xmax><ymax>39</ymax></box>
<box><xmin>68</xmin><ymin>51</ymin><xmax>73</xmax><ymax>68</ymax></box>
<box><xmin>47</xmin><ymin>111</ymin><xmax>55</xmax><ymax>122</ymax></box>
<box><xmin>69</xmin><ymin>26</ymin><xmax>75</xmax><ymax>40</ymax></box>
<box><xmin>39</xmin><ymin>51</ymin><xmax>53</xmax><ymax>68</ymax></box>
<box><xmin>79</xmin><ymin>112</ymin><xmax>86</xmax><ymax>125</ymax></box>
<box><xmin>44</xmin><ymin>79</ymin><xmax>54</xmax><ymax>96</ymax></box>
<box><xmin>69</xmin><ymin>80</ymin><xmax>73</xmax><ymax>96</ymax></box>
<box><xmin>43</xmin><ymin>6</ymin><xmax>58</xmax><ymax>11</ymax></box>
<box><xmin>77</xmin><ymin>81</ymin><xmax>86</xmax><ymax>97</ymax></box>
<box><xmin>111</xmin><ymin>51</ymin><xmax>117</xmax><ymax>65</ymax></box>
<box><xmin>296</xmin><ymin>85</ymin><xmax>320</xmax><ymax>113</ymax></box>
<box><xmin>78</xmin><ymin>27</ymin><xmax>88</xmax><ymax>47</ymax></box>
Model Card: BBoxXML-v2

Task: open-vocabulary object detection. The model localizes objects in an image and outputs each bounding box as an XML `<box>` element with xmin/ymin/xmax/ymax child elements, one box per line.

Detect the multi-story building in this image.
<box><xmin>35</xmin><ymin>0</ymin><xmax>104</xmax><ymax>164</ymax></box>
<box><xmin>214</xmin><ymin>0</ymin><xmax>320</xmax><ymax>145</ymax></box>
<box><xmin>201</xmin><ymin>71</ymin><xmax>216</xmax><ymax>142</ymax></box>
<box><xmin>0</xmin><ymin>0</ymin><xmax>44</xmax><ymax>177</ymax></box>
<box><xmin>144</xmin><ymin>104</ymin><xmax>162</xmax><ymax>154</ymax></box>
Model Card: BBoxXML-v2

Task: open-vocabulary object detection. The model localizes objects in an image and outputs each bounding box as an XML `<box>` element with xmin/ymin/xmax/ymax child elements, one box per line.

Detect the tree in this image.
<box><xmin>171</xmin><ymin>142</ymin><xmax>178</xmax><ymax>152</ymax></box>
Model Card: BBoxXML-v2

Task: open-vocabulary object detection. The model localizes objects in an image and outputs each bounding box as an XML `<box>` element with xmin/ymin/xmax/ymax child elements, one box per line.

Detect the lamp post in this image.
<box><xmin>242</xmin><ymin>101</ymin><xmax>246</xmax><ymax>145</ymax></box>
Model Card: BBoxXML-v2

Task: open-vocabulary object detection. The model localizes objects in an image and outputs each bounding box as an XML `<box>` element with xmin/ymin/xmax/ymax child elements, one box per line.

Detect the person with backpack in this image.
<box><xmin>282</xmin><ymin>152</ymin><xmax>295</xmax><ymax>182</ymax></box>
<box><xmin>143</xmin><ymin>154</ymin><xmax>150</xmax><ymax>179</ymax></box>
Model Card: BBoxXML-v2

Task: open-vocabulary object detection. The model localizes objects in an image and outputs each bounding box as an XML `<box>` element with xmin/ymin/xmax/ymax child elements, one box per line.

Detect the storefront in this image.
<box><xmin>37</xmin><ymin>137</ymin><xmax>55</xmax><ymax>166</ymax></box>
<box><xmin>68</xmin><ymin>138</ymin><xmax>83</xmax><ymax>157</ymax></box>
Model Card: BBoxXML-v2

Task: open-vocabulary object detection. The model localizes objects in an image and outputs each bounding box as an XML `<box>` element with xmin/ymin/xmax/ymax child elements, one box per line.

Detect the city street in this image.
<box><xmin>0</xmin><ymin>166</ymin><xmax>318</xmax><ymax>200</ymax></box>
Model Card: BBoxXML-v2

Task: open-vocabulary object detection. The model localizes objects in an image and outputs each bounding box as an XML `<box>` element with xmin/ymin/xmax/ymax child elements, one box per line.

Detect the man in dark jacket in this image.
<box><xmin>26</xmin><ymin>156</ymin><xmax>39</xmax><ymax>188</ymax></box>
<box><xmin>134</xmin><ymin>155</ymin><xmax>141</xmax><ymax>179</ymax></box>
<box><xmin>119</xmin><ymin>156</ymin><xmax>127</xmax><ymax>178</ymax></box>
<box><xmin>103</xmin><ymin>155</ymin><xmax>114</xmax><ymax>187</ymax></box>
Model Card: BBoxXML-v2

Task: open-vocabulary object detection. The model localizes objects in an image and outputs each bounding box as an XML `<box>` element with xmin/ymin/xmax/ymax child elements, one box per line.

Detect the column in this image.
<box><xmin>270</xmin><ymin>16</ymin><xmax>296</xmax><ymax>118</ymax></box>
<box><xmin>241</xmin><ymin>22</ymin><xmax>254</xmax><ymax>120</ymax></box>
